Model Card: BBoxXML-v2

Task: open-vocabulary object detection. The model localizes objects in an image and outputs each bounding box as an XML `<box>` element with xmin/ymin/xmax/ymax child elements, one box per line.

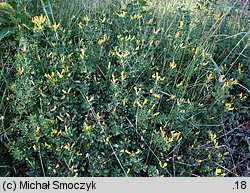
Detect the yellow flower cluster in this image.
<box><xmin>225</xmin><ymin>102</ymin><xmax>234</xmax><ymax>111</ymax></box>
<box><xmin>152</xmin><ymin>72</ymin><xmax>165</xmax><ymax>82</ymax></box>
<box><xmin>150</xmin><ymin>89</ymin><xmax>161</xmax><ymax>99</ymax></box>
<box><xmin>116</xmin><ymin>50</ymin><xmax>130</xmax><ymax>58</ymax></box>
<box><xmin>17</xmin><ymin>65</ymin><xmax>24</xmax><ymax>75</ymax></box>
<box><xmin>148</xmin><ymin>18</ymin><xmax>154</xmax><ymax>25</ymax></box>
<box><xmin>114</xmin><ymin>9</ymin><xmax>127</xmax><ymax>17</ymax></box>
<box><xmin>52</xmin><ymin>22</ymin><xmax>60</xmax><ymax>31</ymax></box>
<box><xmin>51</xmin><ymin>126</ymin><xmax>68</xmax><ymax>136</ymax></box>
<box><xmin>31</xmin><ymin>15</ymin><xmax>48</xmax><ymax>31</ymax></box>
<box><xmin>103</xmin><ymin>135</ymin><xmax>111</xmax><ymax>145</ymax></box>
<box><xmin>44</xmin><ymin>68</ymin><xmax>71</xmax><ymax>83</ymax></box>
<box><xmin>134</xmin><ymin>98</ymin><xmax>148</xmax><ymax>108</ymax></box>
<box><xmin>78</xmin><ymin>15</ymin><xmax>89</xmax><ymax>29</ymax></box>
<box><xmin>157</xmin><ymin>127</ymin><xmax>182</xmax><ymax>143</ymax></box>
<box><xmin>83</xmin><ymin>123</ymin><xmax>92</xmax><ymax>131</ymax></box>
<box><xmin>120</xmin><ymin>149</ymin><xmax>140</xmax><ymax>157</ymax></box>
<box><xmin>130</xmin><ymin>14</ymin><xmax>142</xmax><ymax>20</ymax></box>
<box><xmin>215</xmin><ymin>168</ymin><xmax>225</xmax><ymax>177</ymax></box>
<box><xmin>117</xmin><ymin>34</ymin><xmax>136</xmax><ymax>41</ymax></box>
<box><xmin>206</xmin><ymin>72</ymin><xmax>214</xmax><ymax>81</ymax></box>
<box><xmin>170</xmin><ymin>60</ymin><xmax>177</xmax><ymax>69</ymax></box>
<box><xmin>237</xmin><ymin>63</ymin><xmax>244</xmax><ymax>74</ymax></box>
<box><xmin>209</xmin><ymin>131</ymin><xmax>219</xmax><ymax>148</ymax></box>
<box><xmin>121</xmin><ymin>71</ymin><xmax>126</xmax><ymax>81</ymax></box>
<box><xmin>63</xmin><ymin>142</ymin><xmax>75</xmax><ymax>150</ymax></box>
<box><xmin>98</xmin><ymin>34</ymin><xmax>110</xmax><ymax>45</ymax></box>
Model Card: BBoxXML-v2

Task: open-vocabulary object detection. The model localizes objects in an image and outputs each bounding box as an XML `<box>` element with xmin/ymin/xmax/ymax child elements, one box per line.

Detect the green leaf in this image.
<box><xmin>138</xmin><ymin>0</ymin><xmax>147</xmax><ymax>6</ymax></box>
<box><xmin>0</xmin><ymin>26</ymin><xmax>16</xmax><ymax>41</ymax></box>
<box><xmin>0</xmin><ymin>2</ymin><xmax>15</xmax><ymax>13</ymax></box>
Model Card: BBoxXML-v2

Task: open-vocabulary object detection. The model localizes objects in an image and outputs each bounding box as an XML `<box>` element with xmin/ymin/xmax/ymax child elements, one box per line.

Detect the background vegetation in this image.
<box><xmin>0</xmin><ymin>0</ymin><xmax>249</xmax><ymax>176</ymax></box>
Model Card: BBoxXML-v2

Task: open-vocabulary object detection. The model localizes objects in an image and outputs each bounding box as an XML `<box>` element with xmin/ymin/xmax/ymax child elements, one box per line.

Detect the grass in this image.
<box><xmin>0</xmin><ymin>0</ymin><xmax>249</xmax><ymax>177</ymax></box>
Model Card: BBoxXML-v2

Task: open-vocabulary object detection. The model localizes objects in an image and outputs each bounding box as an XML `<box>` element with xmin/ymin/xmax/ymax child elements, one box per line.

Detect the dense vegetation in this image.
<box><xmin>0</xmin><ymin>0</ymin><xmax>249</xmax><ymax>177</ymax></box>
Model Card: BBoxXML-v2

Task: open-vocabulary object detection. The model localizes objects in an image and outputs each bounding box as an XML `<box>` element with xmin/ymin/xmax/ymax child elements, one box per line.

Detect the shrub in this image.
<box><xmin>1</xmin><ymin>0</ymin><xmax>249</xmax><ymax>176</ymax></box>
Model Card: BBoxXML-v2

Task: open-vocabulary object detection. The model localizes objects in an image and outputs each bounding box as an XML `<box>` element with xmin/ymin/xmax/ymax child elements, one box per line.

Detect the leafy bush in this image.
<box><xmin>1</xmin><ymin>0</ymin><xmax>249</xmax><ymax>176</ymax></box>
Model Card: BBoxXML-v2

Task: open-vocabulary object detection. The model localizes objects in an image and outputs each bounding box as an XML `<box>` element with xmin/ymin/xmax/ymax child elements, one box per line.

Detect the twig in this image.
<box><xmin>38</xmin><ymin>146</ymin><xmax>46</xmax><ymax>177</ymax></box>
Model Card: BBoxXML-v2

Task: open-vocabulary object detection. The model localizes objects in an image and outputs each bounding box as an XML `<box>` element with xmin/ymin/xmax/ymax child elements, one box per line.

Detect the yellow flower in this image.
<box><xmin>83</xmin><ymin>15</ymin><xmax>89</xmax><ymax>21</ymax></box>
<box><xmin>176</xmin><ymin>81</ymin><xmax>183</xmax><ymax>88</ymax></box>
<box><xmin>159</xmin><ymin>161</ymin><xmax>168</xmax><ymax>168</ymax></box>
<box><xmin>153</xmin><ymin>112</ymin><xmax>160</xmax><ymax>117</ymax></box>
<box><xmin>148</xmin><ymin>18</ymin><xmax>154</xmax><ymax>24</ymax></box>
<box><xmin>52</xmin><ymin>22</ymin><xmax>60</xmax><ymax>31</ymax></box>
<box><xmin>134</xmin><ymin>99</ymin><xmax>142</xmax><ymax>108</ymax></box>
<box><xmin>152</xmin><ymin>93</ymin><xmax>161</xmax><ymax>99</ymax></box>
<box><xmin>237</xmin><ymin>63</ymin><xmax>244</xmax><ymax>74</ymax></box>
<box><xmin>44</xmin><ymin>142</ymin><xmax>51</xmax><ymax>149</ymax></box>
<box><xmin>63</xmin><ymin>143</ymin><xmax>71</xmax><ymax>150</ymax></box>
<box><xmin>50</xmin><ymin>106</ymin><xmax>57</xmax><ymax>112</ymax></box>
<box><xmin>215</xmin><ymin>168</ymin><xmax>225</xmax><ymax>176</ymax></box>
<box><xmin>51</xmin><ymin>129</ymin><xmax>58</xmax><ymax>135</ymax></box>
<box><xmin>209</xmin><ymin>131</ymin><xmax>217</xmax><ymax>140</ymax></box>
<box><xmin>104</xmin><ymin>136</ymin><xmax>111</xmax><ymax>145</ymax></box>
<box><xmin>175</xmin><ymin>31</ymin><xmax>180</xmax><ymax>38</ymax></box>
<box><xmin>228</xmin><ymin>78</ymin><xmax>237</xmax><ymax>85</ymax></box>
<box><xmin>56</xmin><ymin>70</ymin><xmax>64</xmax><ymax>78</ymax></box>
<box><xmin>121</xmin><ymin>71</ymin><xmax>126</xmax><ymax>81</ymax></box>
<box><xmin>130</xmin><ymin>14</ymin><xmax>142</xmax><ymax>20</ymax></box>
<box><xmin>80</xmin><ymin>48</ymin><xmax>85</xmax><ymax>59</ymax></box>
<box><xmin>149</xmin><ymin>39</ymin><xmax>154</xmax><ymax>45</ymax></box>
<box><xmin>170</xmin><ymin>60</ymin><xmax>177</xmax><ymax>69</ymax></box>
<box><xmin>31</xmin><ymin>15</ymin><xmax>48</xmax><ymax>31</ymax></box>
<box><xmin>116</xmin><ymin>50</ymin><xmax>130</xmax><ymax>58</ymax></box>
<box><xmin>219</xmin><ymin>75</ymin><xmax>226</xmax><ymax>83</ymax></box>
<box><xmin>215</xmin><ymin>168</ymin><xmax>221</xmax><ymax>175</ymax></box>
<box><xmin>125</xmin><ymin>149</ymin><xmax>131</xmax><ymax>155</ymax></box>
<box><xmin>98</xmin><ymin>34</ymin><xmax>109</xmax><ymax>45</ymax></box>
<box><xmin>111</xmin><ymin>73</ymin><xmax>117</xmax><ymax>84</ymax></box>
<box><xmin>179</xmin><ymin>20</ymin><xmax>184</xmax><ymax>28</ymax></box>
<box><xmin>152</xmin><ymin>72</ymin><xmax>165</xmax><ymax>82</ymax></box>
<box><xmin>225</xmin><ymin>103</ymin><xmax>234</xmax><ymax>111</ymax></box>
<box><xmin>78</xmin><ymin>22</ymin><xmax>83</xmax><ymax>29</ymax></box>
<box><xmin>207</xmin><ymin>72</ymin><xmax>214</xmax><ymax>81</ymax></box>
<box><xmin>115</xmin><ymin>10</ymin><xmax>127</xmax><ymax>17</ymax></box>
<box><xmin>84</xmin><ymin>123</ymin><xmax>92</xmax><ymax>131</ymax></box>
<box><xmin>60</xmin><ymin>56</ymin><xmax>65</xmax><ymax>63</ymax></box>
<box><xmin>154</xmin><ymin>28</ymin><xmax>161</xmax><ymax>35</ymax></box>
<box><xmin>17</xmin><ymin>66</ymin><xmax>24</xmax><ymax>75</ymax></box>
<box><xmin>62</xmin><ymin>88</ymin><xmax>71</xmax><ymax>95</ymax></box>
<box><xmin>134</xmin><ymin>86</ymin><xmax>141</xmax><ymax>96</ymax></box>
<box><xmin>171</xmin><ymin>131</ymin><xmax>181</xmax><ymax>140</ymax></box>
<box><xmin>31</xmin><ymin>15</ymin><xmax>48</xmax><ymax>24</ymax></box>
